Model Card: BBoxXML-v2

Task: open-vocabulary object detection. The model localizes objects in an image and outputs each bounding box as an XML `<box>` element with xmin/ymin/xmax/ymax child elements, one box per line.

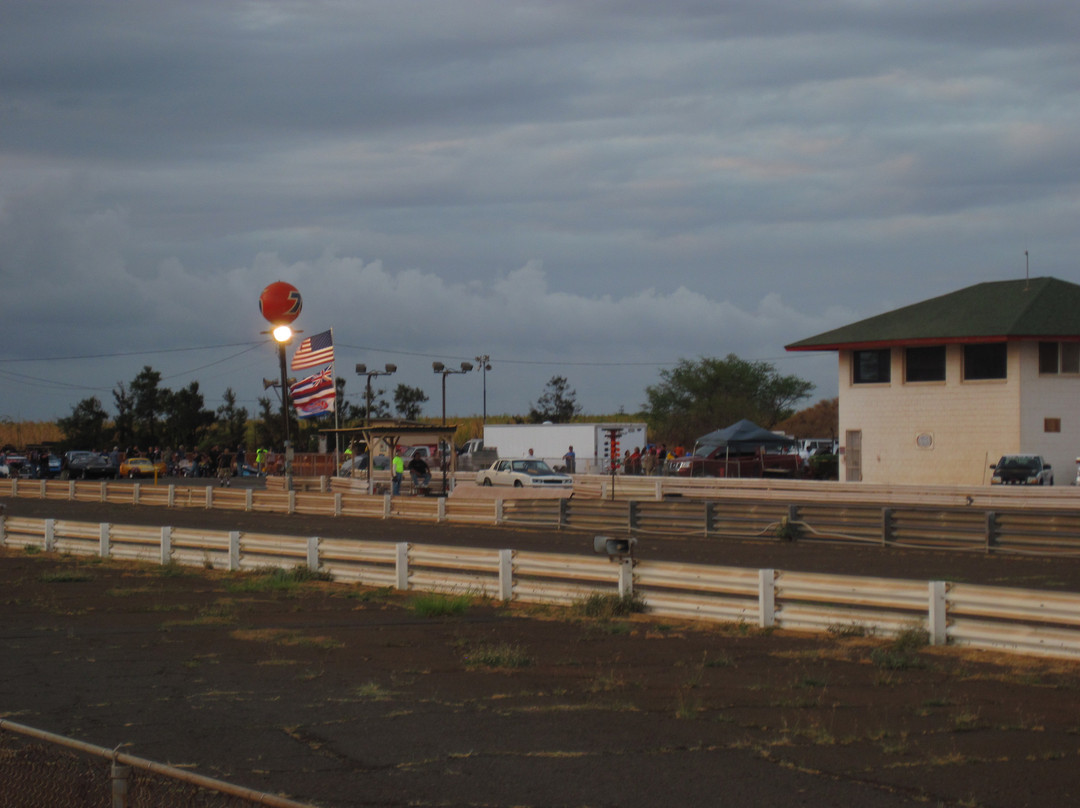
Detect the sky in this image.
<box><xmin>3</xmin><ymin>1</ymin><xmax>1080</xmax><ymax>426</ymax></box>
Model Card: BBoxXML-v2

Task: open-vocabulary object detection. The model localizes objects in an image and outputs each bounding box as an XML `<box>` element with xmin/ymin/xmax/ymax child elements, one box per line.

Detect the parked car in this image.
<box><xmin>63</xmin><ymin>451</ymin><xmax>118</xmax><ymax>480</ymax></box>
<box><xmin>118</xmin><ymin>457</ymin><xmax>167</xmax><ymax>479</ymax></box>
<box><xmin>990</xmin><ymin>454</ymin><xmax>1053</xmax><ymax>485</ymax></box>
<box><xmin>337</xmin><ymin>454</ymin><xmax>390</xmax><ymax>477</ymax></box>
<box><xmin>475</xmin><ymin>459</ymin><xmax>573</xmax><ymax>488</ymax></box>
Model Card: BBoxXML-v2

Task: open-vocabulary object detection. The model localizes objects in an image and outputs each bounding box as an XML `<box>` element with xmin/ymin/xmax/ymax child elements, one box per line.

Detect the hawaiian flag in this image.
<box><xmin>289</xmin><ymin>366</ymin><xmax>336</xmax><ymax>419</ymax></box>
<box><xmin>291</xmin><ymin>329</ymin><xmax>335</xmax><ymax>371</ymax></box>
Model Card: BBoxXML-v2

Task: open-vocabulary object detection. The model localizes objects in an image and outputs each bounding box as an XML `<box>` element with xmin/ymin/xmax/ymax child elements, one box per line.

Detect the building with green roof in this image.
<box><xmin>786</xmin><ymin>277</ymin><xmax>1080</xmax><ymax>485</ymax></box>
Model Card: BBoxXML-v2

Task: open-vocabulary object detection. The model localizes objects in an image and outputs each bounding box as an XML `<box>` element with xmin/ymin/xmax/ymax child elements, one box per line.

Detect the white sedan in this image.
<box><xmin>475</xmin><ymin>459</ymin><xmax>573</xmax><ymax>488</ymax></box>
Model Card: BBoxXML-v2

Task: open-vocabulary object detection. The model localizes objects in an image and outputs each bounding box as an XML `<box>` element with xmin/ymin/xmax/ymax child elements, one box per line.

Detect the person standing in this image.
<box><xmin>392</xmin><ymin>448</ymin><xmax>405</xmax><ymax>496</ymax></box>
<box><xmin>255</xmin><ymin>446</ymin><xmax>268</xmax><ymax>475</ymax></box>
<box><xmin>562</xmin><ymin>445</ymin><xmax>576</xmax><ymax>474</ymax></box>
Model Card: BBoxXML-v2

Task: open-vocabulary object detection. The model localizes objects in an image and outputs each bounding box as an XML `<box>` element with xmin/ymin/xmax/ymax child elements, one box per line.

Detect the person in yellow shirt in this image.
<box><xmin>391</xmin><ymin>448</ymin><xmax>405</xmax><ymax>496</ymax></box>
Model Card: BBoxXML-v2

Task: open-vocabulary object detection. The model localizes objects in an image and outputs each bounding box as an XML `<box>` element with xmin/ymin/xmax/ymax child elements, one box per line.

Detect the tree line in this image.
<box><xmin>54</xmin><ymin>355</ymin><xmax>823</xmax><ymax>453</ymax></box>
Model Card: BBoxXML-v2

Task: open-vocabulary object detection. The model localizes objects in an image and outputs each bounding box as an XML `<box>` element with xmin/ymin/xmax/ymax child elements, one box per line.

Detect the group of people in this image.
<box><xmin>618</xmin><ymin>444</ymin><xmax>684</xmax><ymax>475</ymax></box>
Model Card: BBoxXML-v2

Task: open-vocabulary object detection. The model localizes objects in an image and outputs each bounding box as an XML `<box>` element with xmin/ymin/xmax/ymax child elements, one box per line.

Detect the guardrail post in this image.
<box><xmin>100</xmin><ymin>481</ymin><xmax>107</xmax><ymax>502</ymax></box>
<box><xmin>319</xmin><ymin>475</ymin><xmax>328</xmax><ymax>493</ymax></box>
<box><xmin>437</xmin><ymin>497</ymin><xmax>447</xmax><ymax>522</ymax></box>
<box><xmin>10</xmin><ymin>478</ymin><xmax>17</xmax><ymax>496</ymax></box>
<box><xmin>928</xmin><ymin>581</ymin><xmax>947</xmax><ymax>645</ymax></box>
<box><xmin>495</xmin><ymin>498</ymin><xmax>504</xmax><ymax>525</ymax></box>
<box><xmin>758</xmin><ymin>568</ymin><xmax>776</xmax><ymax>628</ymax></box>
<box><xmin>132</xmin><ymin>483</ymin><xmax>140</xmax><ymax>505</ymax></box>
<box><xmin>395</xmin><ymin>542</ymin><xmax>409</xmax><ymax>590</ymax></box>
<box><xmin>0</xmin><ymin>513</ymin><xmax>5</xmax><ymax>547</ymax></box>
<box><xmin>160</xmin><ymin>526</ymin><xmax>172</xmax><ymax>565</ymax></box>
<box><xmin>288</xmin><ymin>491</ymin><xmax>296</xmax><ymax>515</ymax></box>
<box><xmin>617</xmin><ymin>557</ymin><xmax>633</xmax><ymax>598</ymax></box>
<box><xmin>881</xmin><ymin>507</ymin><xmax>894</xmax><ymax>546</ymax></box>
<box><xmin>111</xmin><ymin>760</ymin><xmax>131</xmax><ymax>808</ymax></box>
<box><xmin>168</xmin><ymin>485</ymin><xmax>176</xmax><ymax>508</ymax></box>
<box><xmin>68</xmin><ymin>480</ymin><xmax>75</xmax><ymax>500</ymax></box>
<box><xmin>307</xmin><ymin>536</ymin><xmax>320</xmax><ymax>571</ymax></box>
<box><xmin>228</xmin><ymin>531</ymin><xmax>240</xmax><ymax>571</ymax></box>
<box><xmin>628</xmin><ymin>500</ymin><xmax>639</xmax><ymax>531</ymax></box>
<box><xmin>558</xmin><ymin>497</ymin><xmax>568</xmax><ymax>528</ymax></box>
<box><xmin>333</xmin><ymin>492</ymin><xmax>342</xmax><ymax>517</ymax></box>
<box><xmin>985</xmin><ymin>511</ymin><xmax>998</xmax><ymax>553</ymax></box>
<box><xmin>498</xmin><ymin>549</ymin><xmax>513</xmax><ymax>601</ymax></box>
<box><xmin>704</xmin><ymin>501</ymin><xmax>714</xmax><ymax>538</ymax></box>
<box><xmin>205</xmin><ymin>487</ymin><xmax>213</xmax><ymax>509</ymax></box>
<box><xmin>655</xmin><ymin>480</ymin><xmax>663</xmax><ymax>501</ymax></box>
<box><xmin>44</xmin><ymin>518</ymin><xmax>55</xmax><ymax>552</ymax></box>
<box><xmin>246</xmin><ymin>489</ymin><xmax>254</xmax><ymax>512</ymax></box>
<box><xmin>383</xmin><ymin>494</ymin><xmax>392</xmax><ymax>519</ymax></box>
<box><xmin>39</xmin><ymin>480</ymin><xmax>46</xmax><ymax>498</ymax></box>
<box><xmin>99</xmin><ymin>523</ymin><xmax>110</xmax><ymax>558</ymax></box>
<box><xmin>786</xmin><ymin>504</ymin><xmax>799</xmax><ymax>540</ymax></box>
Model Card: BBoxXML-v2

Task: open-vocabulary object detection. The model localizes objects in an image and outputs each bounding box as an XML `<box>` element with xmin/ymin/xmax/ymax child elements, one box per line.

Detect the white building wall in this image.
<box><xmin>838</xmin><ymin>344</ymin><xmax>1022</xmax><ymax>485</ymax></box>
<box><xmin>1018</xmin><ymin>342</ymin><xmax>1080</xmax><ymax>484</ymax></box>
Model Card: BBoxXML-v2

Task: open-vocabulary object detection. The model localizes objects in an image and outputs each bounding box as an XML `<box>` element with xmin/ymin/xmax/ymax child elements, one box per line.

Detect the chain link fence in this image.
<box><xmin>0</xmin><ymin>721</ymin><xmax>314</xmax><ymax>808</ymax></box>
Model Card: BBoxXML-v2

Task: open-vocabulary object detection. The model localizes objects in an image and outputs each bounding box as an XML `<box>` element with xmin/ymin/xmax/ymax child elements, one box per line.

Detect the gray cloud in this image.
<box><xmin>2</xmin><ymin>1</ymin><xmax>1078</xmax><ymax>422</ymax></box>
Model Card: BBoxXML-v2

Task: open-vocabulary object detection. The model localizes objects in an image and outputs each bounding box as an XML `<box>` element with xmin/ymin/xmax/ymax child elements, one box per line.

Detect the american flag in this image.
<box><xmin>291</xmin><ymin>329</ymin><xmax>335</xmax><ymax>370</ymax></box>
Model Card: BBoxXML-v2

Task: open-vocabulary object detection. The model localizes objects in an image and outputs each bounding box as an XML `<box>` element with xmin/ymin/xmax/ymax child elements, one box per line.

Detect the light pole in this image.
<box><xmin>355</xmin><ymin>363</ymin><xmax>397</xmax><ymax>494</ymax></box>
<box><xmin>355</xmin><ymin>364</ymin><xmax>398</xmax><ymax>425</ymax></box>
<box><xmin>474</xmin><ymin>355</ymin><xmax>491</xmax><ymax>423</ymax></box>
<box><xmin>271</xmin><ymin>325</ymin><xmax>294</xmax><ymax>446</ymax></box>
<box><xmin>433</xmin><ymin>361</ymin><xmax>473</xmax><ymax>425</ymax></box>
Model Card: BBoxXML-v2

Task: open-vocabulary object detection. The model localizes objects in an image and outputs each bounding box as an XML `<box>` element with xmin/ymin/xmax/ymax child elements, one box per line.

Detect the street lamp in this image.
<box><xmin>433</xmin><ymin>361</ymin><xmax>473</xmax><ymax>425</ymax></box>
<box><xmin>271</xmin><ymin>325</ymin><xmax>294</xmax><ymax>446</ymax></box>
<box><xmin>355</xmin><ymin>363</ymin><xmax>397</xmax><ymax>425</ymax></box>
<box><xmin>474</xmin><ymin>355</ymin><xmax>492</xmax><ymax>424</ymax></box>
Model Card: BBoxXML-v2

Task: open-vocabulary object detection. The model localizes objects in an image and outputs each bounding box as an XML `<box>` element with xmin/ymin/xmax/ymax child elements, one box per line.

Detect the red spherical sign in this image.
<box><xmin>259</xmin><ymin>282</ymin><xmax>302</xmax><ymax>325</ymax></box>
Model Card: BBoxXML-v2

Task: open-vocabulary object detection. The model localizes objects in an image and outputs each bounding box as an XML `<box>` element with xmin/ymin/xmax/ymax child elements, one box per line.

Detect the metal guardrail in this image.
<box><xmin>4</xmin><ymin>515</ymin><xmax>1080</xmax><ymax>659</ymax></box>
<box><xmin>6</xmin><ymin>476</ymin><xmax>1080</xmax><ymax>556</ymax></box>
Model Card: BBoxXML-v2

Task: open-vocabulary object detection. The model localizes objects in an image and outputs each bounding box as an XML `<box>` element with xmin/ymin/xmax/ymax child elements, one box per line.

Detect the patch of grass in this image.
<box><xmin>156</xmin><ymin>561</ymin><xmax>190</xmax><ymax>578</ymax></box>
<box><xmin>231</xmin><ymin>628</ymin><xmax>343</xmax><ymax>650</ymax></box>
<box><xmin>464</xmin><ymin>642</ymin><xmax>532</xmax><ymax>669</ymax></box>
<box><xmin>348</xmin><ymin>586</ymin><xmax>394</xmax><ymax>603</ymax></box>
<box><xmin>225</xmin><ymin>565</ymin><xmax>331</xmax><ymax>594</ymax></box>
<box><xmin>572</xmin><ymin>592</ymin><xmax>645</xmax><ymax>619</ymax></box>
<box><xmin>164</xmin><ymin>602</ymin><xmax>237</xmax><ymax>627</ymax></box>
<box><xmin>703</xmin><ymin>651</ymin><xmax>734</xmax><ymax>668</ymax></box>
<box><xmin>39</xmin><ymin>570</ymin><xmax>94</xmax><ymax>583</ymax></box>
<box><xmin>675</xmin><ymin>690</ymin><xmax>701</xmax><ymax>719</ymax></box>
<box><xmin>408</xmin><ymin>591</ymin><xmax>473</xmax><ymax>617</ymax></box>
<box><xmin>22</xmin><ymin>545</ymin><xmax>41</xmax><ymax>555</ymax></box>
<box><xmin>827</xmin><ymin>622</ymin><xmax>870</xmax><ymax>638</ymax></box>
<box><xmin>584</xmin><ymin>620</ymin><xmax>632</xmax><ymax>637</ymax></box>
<box><xmin>354</xmin><ymin>681</ymin><xmax>394</xmax><ymax>700</ymax></box>
<box><xmin>870</xmin><ymin>626</ymin><xmax>929</xmax><ymax>671</ymax></box>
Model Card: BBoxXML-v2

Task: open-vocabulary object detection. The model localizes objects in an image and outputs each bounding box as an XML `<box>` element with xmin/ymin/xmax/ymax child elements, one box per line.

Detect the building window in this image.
<box><xmin>905</xmin><ymin>346</ymin><xmax>946</xmax><ymax>382</ymax></box>
<box><xmin>963</xmin><ymin>343</ymin><xmax>1006</xmax><ymax>380</ymax></box>
<box><xmin>1045</xmin><ymin>418</ymin><xmax>1062</xmax><ymax>433</ymax></box>
<box><xmin>852</xmin><ymin>349</ymin><xmax>891</xmax><ymax>384</ymax></box>
<box><xmin>1039</xmin><ymin>342</ymin><xmax>1080</xmax><ymax>374</ymax></box>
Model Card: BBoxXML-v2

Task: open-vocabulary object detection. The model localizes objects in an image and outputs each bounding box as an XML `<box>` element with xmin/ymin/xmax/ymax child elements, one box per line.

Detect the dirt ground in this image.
<box><xmin>3</xmin><ymin>497</ymin><xmax>1080</xmax><ymax>807</ymax></box>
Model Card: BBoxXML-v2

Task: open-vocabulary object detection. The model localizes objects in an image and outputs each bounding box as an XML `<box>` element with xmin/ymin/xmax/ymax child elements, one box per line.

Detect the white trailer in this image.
<box><xmin>482</xmin><ymin>423</ymin><xmax>648</xmax><ymax>474</ymax></box>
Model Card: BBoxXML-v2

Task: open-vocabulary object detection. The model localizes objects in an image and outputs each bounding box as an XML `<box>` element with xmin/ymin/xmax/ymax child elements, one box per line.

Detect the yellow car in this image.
<box><xmin>119</xmin><ymin>457</ymin><xmax>167</xmax><ymax>479</ymax></box>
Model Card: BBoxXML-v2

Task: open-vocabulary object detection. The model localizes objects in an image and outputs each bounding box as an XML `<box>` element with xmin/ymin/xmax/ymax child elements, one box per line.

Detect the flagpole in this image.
<box><xmin>331</xmin><ymin>327</ymin><xmax>340</xmax><ymax>475</ymax></box>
